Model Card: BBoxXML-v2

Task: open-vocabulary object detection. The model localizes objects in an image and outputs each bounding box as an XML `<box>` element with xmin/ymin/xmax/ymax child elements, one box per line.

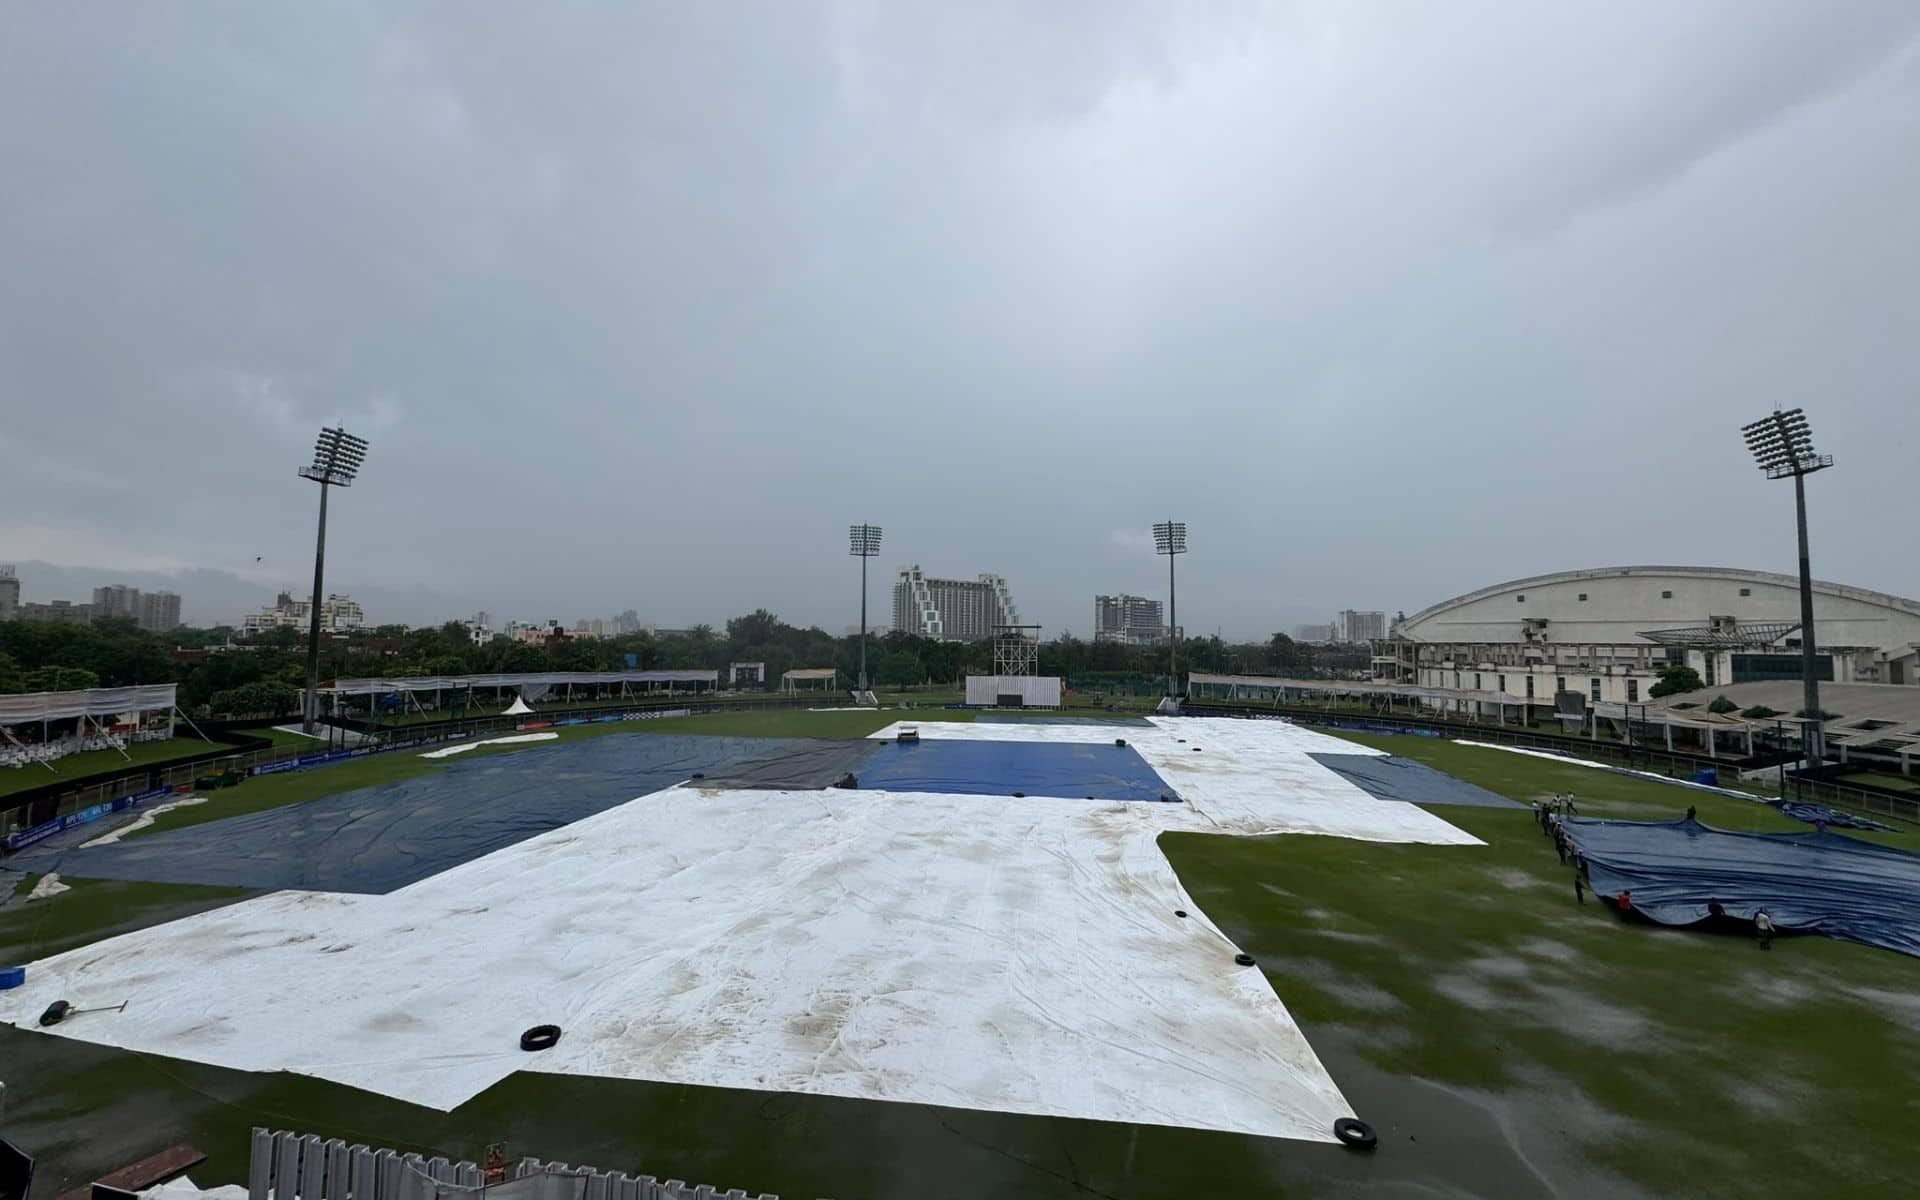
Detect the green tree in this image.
<box><xmin>210</xmin><ymin>679</ymin><xmax>302</xmax><ymax>716</ymax></box>
<box><xmin>1648</xmin><ymin>665</ymin><xmax>1705</xmax><ymax>698</ymax></box>
<box><xmin>22</xmin><ymin>665</ymin><xmax>100</xmax><ymax>692</ymax></box>
<box><xmin>1708</xmin><ymin>695</ymin><xmax>1739</xmax><ymax>714</ymax></box>
<box><xmin>0</xmin><ymin>650</ymin><xmax>24</xmax><ymax>693</ymax></box>
<box><xmin>1268</xmin><ymin>633</ymin><xmax>1315</xmax><ymax>674</ymax></box>
<box><xmin>874</xmin><ymin>649</ymin><xmax>923</xmax><ymax>686</ymax></box>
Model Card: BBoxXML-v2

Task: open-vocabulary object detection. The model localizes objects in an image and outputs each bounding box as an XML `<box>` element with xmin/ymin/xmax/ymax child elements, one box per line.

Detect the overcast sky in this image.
<box><xmin>4</xmin><ymin>3</ymin><xmax>1917</xmax><ymax>636</ymax></box>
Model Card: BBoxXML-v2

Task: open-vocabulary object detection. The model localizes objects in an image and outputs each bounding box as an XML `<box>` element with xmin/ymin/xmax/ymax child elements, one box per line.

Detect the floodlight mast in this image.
<box><xmin>1740</xmin><ymin>407</ymin><xmax>1832</xmax><ymax>764</ymax></box>
<box><xmin>849</xmin><ymin>524</ymin><xmax>882</xmax><ymax>693</ymax></box>
<box><xmin>1152</xmin><ymin>521</ymin><xmax>1188</xmax><ymax>698</ymax></box>
<box><xmin>298</xmin><ymin>427</ymin><xmax>369</xmax><ymax>733</ymax></box>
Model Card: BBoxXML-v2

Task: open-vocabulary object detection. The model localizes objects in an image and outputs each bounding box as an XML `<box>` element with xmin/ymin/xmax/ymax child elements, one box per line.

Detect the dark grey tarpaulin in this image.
<box><xmin>1562</xmin><ymin>816</ymin><xmax>1920</xmax><ymax>957</ymax></box>
<box><xmin>1308</xmin><ymin>754</ymin><xmax>1522</xmax><ymax>809</ymax></box>
<box><xmin>25</xmin><ymin>734</ymin><xmax>877</xmax><ymax>895</ymax></box>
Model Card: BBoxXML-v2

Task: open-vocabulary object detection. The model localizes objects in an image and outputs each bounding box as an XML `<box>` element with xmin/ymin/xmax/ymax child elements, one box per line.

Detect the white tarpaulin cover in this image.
<box><xmin>321</xmin><ymin>671</ymin><xmax>717</xmax><ymax>696</ymax></box>
<box><xmin>0</xmin><ymin>684</ymin><xmax>176</xmax><ymax>726</ymax></box>
<box><xmin>419</xmin><ymin>732</ymin><xmax>557</xmax><ymax>759</ymax></box>
<box><xmin>872</xmin><ymin>716</ymin><xmax>1480</xmax><ymax>843</ymax></box>
<box><xmin>1</xmin><ymin>716</ymin><xmax>1479</xmax><ymax>1141</ymax></box>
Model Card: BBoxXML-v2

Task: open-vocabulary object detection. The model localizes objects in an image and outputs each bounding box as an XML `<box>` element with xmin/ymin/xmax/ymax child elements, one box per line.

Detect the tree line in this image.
<box><xmin>0</xmin><ymin>610</ymin><xmax>1372</xmax><ymax>715</ymax></box>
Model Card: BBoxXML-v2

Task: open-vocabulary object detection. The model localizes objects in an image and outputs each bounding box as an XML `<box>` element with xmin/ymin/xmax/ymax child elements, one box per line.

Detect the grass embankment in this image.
<box><xmin>0</xmin><ymin>738</ymin><xmax>228</xmax><ymax>799</ymax></box>
<box><xmin>1849</xmin><ymin>769</ymin><xmax>1920</xmax><ymax>793</ymax></box>
<box><xmin>1161</xmin><ymin>732</ymin><xmax>1920</xmax><ymax>1198</ymax></box>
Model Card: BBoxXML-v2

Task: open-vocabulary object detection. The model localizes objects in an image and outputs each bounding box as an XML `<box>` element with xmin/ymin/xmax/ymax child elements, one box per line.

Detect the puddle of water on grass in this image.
<box><xmin>1514</xmin><ymin>936</ymin><xmax>1581</xmax><ymax>963</ymax></box>
<box><xmin>1305</xmin><ymin>927</ymin><xmax>1389</xmax><ymax>946</ymax></box>
<box><xmin>1840</xmin><ymin>985</ymin><xmax>1920</xmax><ymax>1036</ymax></box>
<box><xmin>1531</xmin><ymin>981</ymin><xmax>1655</xmax><ymax>1046</ymax></box>
<box><xmin>1738</xmin><ymin>973</ymin><xmax>1818</xmax><ymax>1009</ymax></box>
<box><xmin>1467</xmin><ymin>952</ymin><xmax>1534</xmax><ymax>981</ymax></box>
<box><xmin>1435</xmin><ymin>954</ymin><xmax>1659</xmax><ymax>1048</ymax></box>
<box><xmin>1309</xmin><ymin>1024</ymin><xmax>1655</xmax><ymax>1200</ymax></box>
<box><xmin>1273</xmin><ymin>957</ymin><xmax>1404</xmax><ymax>1013</ymax></box>
<box><xmin>1433</xmin><ymin>972</ymin><xmax>1505</xmax><ymax>1010</ymax></box>
<box><xmin>1721</xmin><ymin>1074</ymin><xmax>1810</xmax><ymax>1121</ymax></box>
<box><xmin>1487</xmin><ymin>866</ymin><xmax>1556</xmax><ymax>891</ymax></box>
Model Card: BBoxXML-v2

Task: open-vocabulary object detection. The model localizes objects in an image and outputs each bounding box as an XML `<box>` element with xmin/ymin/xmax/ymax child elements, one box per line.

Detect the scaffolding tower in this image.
<box><xmin>992</xmin><ymin>624</ymin><xmax>1041</xmax><ymax>677</ymax></box>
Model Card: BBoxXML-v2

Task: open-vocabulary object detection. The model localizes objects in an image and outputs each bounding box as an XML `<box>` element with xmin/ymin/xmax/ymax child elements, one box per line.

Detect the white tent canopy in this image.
<box><xmin>780</xmin><ymin>668</ymin><xmax>839</xmax><ymax>692</ymax></box>
<box><xmin>0</xmin><ymin>685</ymin><xmax>178</xmax><ymax>727</ymax></box>
<box><xmin>320</xmin><ymin>671</ymin><xmax>717</xmax><ymax>696</ymax></box>
<box><xmin>502</xmin><ymin>697</ymin><xmax>534</xmax><ymax>716</ymax></box>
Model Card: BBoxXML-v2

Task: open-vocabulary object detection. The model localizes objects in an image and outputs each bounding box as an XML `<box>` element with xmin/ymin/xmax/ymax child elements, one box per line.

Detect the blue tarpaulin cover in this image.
<box><xmin>18</xmin><ymin>734</ymin><xmax>877</xmax><ymax>895</ymax></box>
<box><xmin>1777</xmin><ymin>800</ymin><xmax>1894</xmax><ymax>833</ymax></box>
<box><xmin>1562</xmin><ymin>816</ymin><xmax>1920</xmax><ymax>957</ymax></box>
<box><xmin>1307</xmin><ymin>754</ymin><xmax>1522</xmax><ymax>809</ymax></box>
<box><xmin>857</xmin><ymin>739</ymin><xmax>1173</xmax><ymax>803</ymax></box>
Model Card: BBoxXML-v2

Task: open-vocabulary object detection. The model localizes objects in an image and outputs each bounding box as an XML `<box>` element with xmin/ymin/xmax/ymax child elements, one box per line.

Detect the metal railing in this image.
<box><xmin>250</xmin><ymin>1128</ymin><xmax>806</xmax><ymax>1200</ymax></box>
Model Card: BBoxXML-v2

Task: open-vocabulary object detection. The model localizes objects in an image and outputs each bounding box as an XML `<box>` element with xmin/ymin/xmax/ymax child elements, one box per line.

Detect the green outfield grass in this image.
<box><xmin>1160</xmin><ymin>732</ymin><xmax>1918</xmax><ymax>1198</ymax></box>
<box><xmin>5</xmin><ymin>723</ymin><xmax>1914</xmax><ymax>1198</ymax></box>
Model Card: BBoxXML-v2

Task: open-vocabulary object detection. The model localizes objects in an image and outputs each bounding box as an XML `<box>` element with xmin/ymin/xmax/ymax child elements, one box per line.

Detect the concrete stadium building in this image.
<box><xmin>1376</xmin><ymin>566</ymin><xmax>1920</xmax><ymax>707</ymax></box>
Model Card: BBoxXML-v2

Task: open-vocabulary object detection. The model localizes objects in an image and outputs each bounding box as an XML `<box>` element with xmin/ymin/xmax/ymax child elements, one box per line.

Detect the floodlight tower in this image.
<box><xmin>849</xmin><ymin>523</ymin><xmax>883</xmax><ymax>692</ymax></box>
<box><xmin>298</xmin><ymin>426</ymin><xmax>369</xmax><ymax>733</ymax></box>
<box><xmin>1740</xmin><ymin>407</ymin><xmax>1832</xmax><ymax>764</ymax></box>
<box><xmin>1152</xmin><ymin>520</ymin><xmax>1188</xmax><ymax>698</ymax></box>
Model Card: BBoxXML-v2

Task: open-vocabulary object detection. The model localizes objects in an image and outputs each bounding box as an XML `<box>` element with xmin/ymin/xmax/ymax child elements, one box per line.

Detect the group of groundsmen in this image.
<box><xmin>1535</xmin><ymin>795</ymin><xmax>1775</xmax><ymax>949</ymax></box>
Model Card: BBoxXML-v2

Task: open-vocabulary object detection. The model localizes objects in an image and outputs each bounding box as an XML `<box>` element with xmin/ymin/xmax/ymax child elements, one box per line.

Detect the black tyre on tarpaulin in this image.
<box><xmin>1334</xmin><ymin>1117</ymin><xmax>1377</xmax><ymax>1150</ymax></box>
<box><xmin>0</xmin><ymin>1136</ymin><xmax>35</xmax><ymax>1200</ymax></box>
<box><xmin>519</xmin><ymin>1024</ymin><xmax>561</xmax><ymax>1052</ymax></box>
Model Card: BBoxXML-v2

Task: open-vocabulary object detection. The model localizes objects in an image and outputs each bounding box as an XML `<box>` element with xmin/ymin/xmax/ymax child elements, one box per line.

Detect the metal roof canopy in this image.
<box><xmin>1636</xmin><ymin>621</ymin><xmax>1801</xmax><ymax>649</ymax></box>
<box><xmin>0</xmin><ymin>684</ymin><xmax>180</xmax><ymax>726</ymax></box>
<box><xmin>1185</xmin><ymin>672</ymin><xmax>1776</xmax><ymax>733</ymax></box>
<box><xmin>321</xmin><ymin>671</ymin><xmax>718</xmax><ymax>696</ymax></box>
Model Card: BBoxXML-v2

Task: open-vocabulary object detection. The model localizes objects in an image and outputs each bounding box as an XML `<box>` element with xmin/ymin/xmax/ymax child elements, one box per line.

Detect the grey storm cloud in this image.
<box><xmin>4</xmin><ymin>2</ymin><xmax>1918</xmax><ymax>635</ymax></box>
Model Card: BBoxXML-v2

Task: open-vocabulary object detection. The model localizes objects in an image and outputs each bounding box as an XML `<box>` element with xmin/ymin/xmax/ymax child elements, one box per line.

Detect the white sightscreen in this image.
<box><xmin>964</xmin><ymin>675</ymin><xmax>1063</xmax><ymax>707</ymax></box>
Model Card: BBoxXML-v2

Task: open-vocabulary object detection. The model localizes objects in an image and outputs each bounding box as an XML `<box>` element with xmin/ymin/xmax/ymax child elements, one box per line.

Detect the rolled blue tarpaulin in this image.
<box><xmin>1563</xmin><ymin>816</ymin><xmax>1920</xmax><ymax>957</ymax></box>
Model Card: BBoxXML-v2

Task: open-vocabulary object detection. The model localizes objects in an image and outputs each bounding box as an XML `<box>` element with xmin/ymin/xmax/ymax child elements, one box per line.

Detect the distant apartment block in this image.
<box><xmin>1095</xmin><ymin>594</ymin><xmax>1164</xmax><ymax>645</ymax></box>
<box><xmin>893</xmin><ymin>566</ymin><xmax>1020</xmax><ymax>642</ymax></box>
<box><xmin>88</xmin><ymin>584</ymin><xmax>183</xmax><ymax>631</ymax></box>
<box><xmin>2</xmin><ymin>572</ymin><xmax>179</xmax><ymax>631</ymax></box>
<box><xmin>16</xmin><ymin>600</ymin><xmax>93</xmax><ymax>625</ymax></box>
<box><xmin>243</xmin><ymin>591</ymin><xmax>365</xmax><ymax>636</ymax></box>
<box><xmin>1333</xmin><ymin>609</ymin><xmax>1387</xmax><ymax>643</ymax></box>
<box><xmin>139</xmin><ymin>590</ymin><xmax>182</xmax><ymax>632</ymax></box>
<box><xmin>92</xmin><ymin>584</ymin><xmax>141</xmax><ymax>620</ymax></box>
<box><xmin>1291</xmin><ymin>623</ymin><xmax>1335</xmax><ymax>644</ymax></box>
